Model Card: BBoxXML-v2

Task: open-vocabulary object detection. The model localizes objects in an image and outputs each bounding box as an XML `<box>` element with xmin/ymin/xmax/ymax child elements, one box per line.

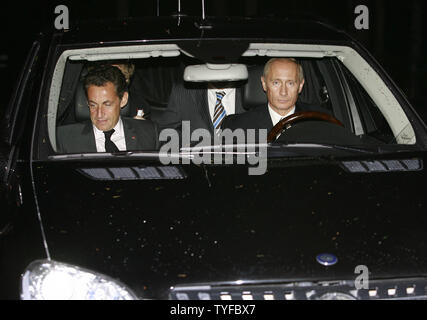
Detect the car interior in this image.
<box><xmin>49</xmin><ymin>41</ymin><xmax>415</xmax><ymax>156</ymax></box>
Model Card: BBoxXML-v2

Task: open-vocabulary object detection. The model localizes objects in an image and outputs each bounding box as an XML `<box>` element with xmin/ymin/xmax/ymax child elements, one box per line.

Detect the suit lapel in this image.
<box><xmin>82</xmin><ymin>121</ymin><xmax>97</xmax><ymax>152</ymax></box>
<box><xmin>295</xmin><ymin>103</ymin><xmax>303</xmax><ymax>113</ymax></box>
<box><xmin>199</xmin><ymin>89</ymin><xmax>214</xmax><ymax>133</ymax></box>
<box><xmin>261</xmin><ymin>104</ymin><xmax>274</xmax><ymax>131</ymax></box>
<box><xmin>122</xmin><ymin>118</ymin><xmax>138</xmax><ymax>150</ymax></box>
<box><xmin>235</xmin><ymin>87</ymin><xmax>245</xmax><ymax>114</ymax></box>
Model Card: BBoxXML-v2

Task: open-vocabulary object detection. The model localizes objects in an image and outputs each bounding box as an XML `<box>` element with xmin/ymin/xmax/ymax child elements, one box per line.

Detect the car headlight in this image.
<box><xmin>21</xmin><ymin>260</ymin><xmax>137</xmax><ymax>300</ymax></box>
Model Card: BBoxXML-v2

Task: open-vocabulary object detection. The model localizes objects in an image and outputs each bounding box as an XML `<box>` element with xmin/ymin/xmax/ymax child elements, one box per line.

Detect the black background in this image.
<box><xmin>0</xmin><ymin>0</ymin><xmax>426</xmax><ymax>121</ymax></box>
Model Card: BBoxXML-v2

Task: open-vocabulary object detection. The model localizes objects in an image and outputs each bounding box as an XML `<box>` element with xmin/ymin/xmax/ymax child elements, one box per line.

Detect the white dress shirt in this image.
<box><xmin>93</xmin><ymin>117</ymin><xmax>127</xmax><ymax>152</ymax></box>
<box><xmin>208</xmin><ymin>88</ymin><xmax>236</xmax><ymax>122</ymax></box>
<box><xmin>268</xmin><ymin>104</ymin><xmax>296</xmax><ymax>127</ymax></box>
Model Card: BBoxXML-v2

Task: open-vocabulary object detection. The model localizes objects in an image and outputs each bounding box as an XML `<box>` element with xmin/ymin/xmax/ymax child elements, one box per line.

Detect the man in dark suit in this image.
<box><xmin>222</xmin><ymin>58</ymin><xmax>328</xmax><ymax>132</ymax></box>
<box><xmin>57</xmin><ymin>65</ymin><xmax>159</xmax><ymax>153</ymax></box>
<box><xmin>156</xmin><ymin>81</ymin><xmax>246</xmax><ymax>136</ymax></box>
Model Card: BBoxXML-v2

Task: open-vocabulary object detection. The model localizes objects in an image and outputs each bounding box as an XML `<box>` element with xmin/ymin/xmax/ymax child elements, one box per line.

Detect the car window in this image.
<box><xmin>42</xmin><ymin>42</ymin><xmax>419</xmax><ymax>160</ymax></box>
<box><xmin>341</xmin><ymin>65</ymin><xmax>395</xmax><ymax>143</ymax></box>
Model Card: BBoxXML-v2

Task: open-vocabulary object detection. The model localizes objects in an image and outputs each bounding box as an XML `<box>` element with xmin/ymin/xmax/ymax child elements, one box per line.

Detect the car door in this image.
<box><xmin>0</xmin><ymin>36</ymin><xmax>53</xmax><ymax>298</ymax></box>
<box><xmin>0</xmin><ymin>41</ymin><xmax>42</xmax><ymax>234</ymax></box>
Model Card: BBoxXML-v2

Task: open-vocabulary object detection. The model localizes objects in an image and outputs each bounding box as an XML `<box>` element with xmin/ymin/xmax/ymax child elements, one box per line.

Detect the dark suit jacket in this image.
<box><xmin>127</xmin><ymin>73</ymin><xmax>152</xmax><ymax>119</ymax></box>
<box><xmin>56</xmin><ymin>117</ymin><xmax>160</xmax><ymax>153</ymax></box>
<box><xmin>156</xmin><ymin>82</ymin><xmax>246</xmax><ymax>135</ymax></box>
<box><xmin>221</xmin><ymin>102</ymin><xmax>331</xmax><ymax>132</ymax></box>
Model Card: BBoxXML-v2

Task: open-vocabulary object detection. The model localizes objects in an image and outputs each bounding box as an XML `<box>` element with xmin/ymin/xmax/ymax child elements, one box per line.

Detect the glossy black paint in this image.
<box><xmin>63</xmin><ymin>16</ymin><xmax>350</xmax><ymax>45</ymax></box>
<box><xmin>0</xmin><ymin>160</ymin><xmax>46</xmax><ymax>299</ymax></box>
<box><xmin>25</xmin><ymin>153</ymin><xmax>427</xmax><ymax>299</ymax></box>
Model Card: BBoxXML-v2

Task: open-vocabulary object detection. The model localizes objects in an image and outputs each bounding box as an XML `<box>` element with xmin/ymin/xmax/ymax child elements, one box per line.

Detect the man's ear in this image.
<box><xmin>298</xmin><ymin>79</ymin><xmax>305</xmax><ymax>94</ymax></box>
<box><xmin>261</xmin><ymin>76</ymin><xmax>267</xmax><ymax>92</ymax></box>
<box><xmin>120</xmin><ymin>91</ymin><xmax>129</xmax><ymax>109</ymax></box>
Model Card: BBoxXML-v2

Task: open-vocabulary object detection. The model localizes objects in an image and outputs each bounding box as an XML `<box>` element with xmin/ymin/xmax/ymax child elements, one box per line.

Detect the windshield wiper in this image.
<box><xmin>271</xmin><ymin>143</ymin><xmax>379</xmax><ymax>155</ymax></box>
<box><xmin>49</xmin><ymin>151</ymin><xmax>163</xmax><ymax>161</ymax></box>
<box><xmin>322</xmin><ymin>144</ymin><xmax>379</xmax><ymax>154</ymax></box>
<box><xmin>180</xmin><ymin>143</ymin><xmax>268</xmax><ymax>154</ymax></box>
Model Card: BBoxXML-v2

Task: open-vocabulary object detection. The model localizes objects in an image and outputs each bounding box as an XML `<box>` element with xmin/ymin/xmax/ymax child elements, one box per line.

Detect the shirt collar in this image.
<box><xmin>268</xmin><ymin>104</ymin><xmax>296</xmax><ymax>127</ymax></box>
<box><xmin>208</xmin><ymin>87</ymin><xmax>235</xmax><ymax>96</ymax></box>
<box><xmin>93</xmin><ymin>117</ymin><xmax>123</xmax><ymax>137</ymax></box>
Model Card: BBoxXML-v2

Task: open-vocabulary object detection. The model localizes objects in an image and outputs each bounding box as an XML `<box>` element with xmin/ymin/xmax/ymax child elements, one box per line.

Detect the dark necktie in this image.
<box><xmin>103</xmin><ymin>129</ymin><xmax>120</xmax><ymax>153</ymax></box>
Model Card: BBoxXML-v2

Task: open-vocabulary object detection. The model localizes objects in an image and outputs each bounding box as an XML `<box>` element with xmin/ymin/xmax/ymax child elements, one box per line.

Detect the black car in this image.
<box><xmin>1</xmin><ymin>15</ymin><xmax>427</xmax><ymax>300</ymax></box>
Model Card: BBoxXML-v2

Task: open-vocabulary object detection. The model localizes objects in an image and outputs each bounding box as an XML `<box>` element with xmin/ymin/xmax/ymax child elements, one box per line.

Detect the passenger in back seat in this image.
<box><xmin>156</xmin><ymin>81</ymin><xmax>246</xmax><ymax>137</ymax></box>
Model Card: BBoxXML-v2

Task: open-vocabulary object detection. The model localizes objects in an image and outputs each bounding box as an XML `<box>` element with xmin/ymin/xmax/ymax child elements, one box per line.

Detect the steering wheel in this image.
<box><xmin>267</xmin><ymin>112</ymin><xmax>345</xmax><ymax>143</ymax></box>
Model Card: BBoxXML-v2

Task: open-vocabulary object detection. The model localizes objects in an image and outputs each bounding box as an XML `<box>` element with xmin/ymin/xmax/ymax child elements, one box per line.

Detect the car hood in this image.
<box><xmin>32</xmin><ymin>153</ymin><xmax>427</xmax><ymax>299</ymax></box>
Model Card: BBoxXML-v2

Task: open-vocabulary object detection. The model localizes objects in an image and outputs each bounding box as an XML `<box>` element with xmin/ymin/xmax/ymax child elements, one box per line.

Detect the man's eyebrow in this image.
<box><xmin>88</xmin><ymin>99</ymin><xmax>113</xmax><ymax>105</ymax></box>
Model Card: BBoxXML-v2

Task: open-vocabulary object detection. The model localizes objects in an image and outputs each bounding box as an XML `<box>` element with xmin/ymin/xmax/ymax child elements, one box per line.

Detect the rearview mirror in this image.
<box><xmin>183</xmin><ymin>64</ymin><xmax>248</xmax><ymax>82</ymax></box>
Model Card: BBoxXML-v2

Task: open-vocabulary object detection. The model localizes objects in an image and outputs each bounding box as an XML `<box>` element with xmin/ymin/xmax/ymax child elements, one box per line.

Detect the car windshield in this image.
<box><xmin>48</xmin><ymin>41</ymin><xmax>419</xmax><ymax>166</ymax></box>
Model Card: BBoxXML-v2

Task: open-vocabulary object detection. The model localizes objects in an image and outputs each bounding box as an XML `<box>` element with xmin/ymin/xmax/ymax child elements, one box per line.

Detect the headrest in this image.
<box><xmin>74</xmin><ymin>81</ymin><xmax>131</xmax><ymax>122</ymax></box>
<box><xmin>242</xmin><ymin>65</ymin><xmax>266</xmax><ymax>110</ymax></box>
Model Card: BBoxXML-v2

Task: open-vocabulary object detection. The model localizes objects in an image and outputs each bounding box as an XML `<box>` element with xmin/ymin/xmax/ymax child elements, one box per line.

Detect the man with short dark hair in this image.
<box><xmin>222</xmin><ymin>58</ymin><xmax>326</xmax><ymax>132</ymax></box>
<box><xmin>57</xmin><ymin>65</ymin><xmax>159</xmax><ymax>153</ymax></box>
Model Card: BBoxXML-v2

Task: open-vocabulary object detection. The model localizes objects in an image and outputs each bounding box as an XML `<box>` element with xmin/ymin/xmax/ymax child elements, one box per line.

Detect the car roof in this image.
<box><xmin>55</xmin><ymin>16</ymin><xmax>353</xmax><ymax>46</ymax></box>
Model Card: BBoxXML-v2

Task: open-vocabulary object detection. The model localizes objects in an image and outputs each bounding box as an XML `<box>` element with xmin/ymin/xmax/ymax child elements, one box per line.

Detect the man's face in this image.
<box><xmin>87</xmin><ymin>81</ymin><xmax>128</xmax><ymax>131</ymax></box>
<box><xmin>261</xmin><ymin>60</ymin><xmax>304</xmax><ymax>117</ymax></box>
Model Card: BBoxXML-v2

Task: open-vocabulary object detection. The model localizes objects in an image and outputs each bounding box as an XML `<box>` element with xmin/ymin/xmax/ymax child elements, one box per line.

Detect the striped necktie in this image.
<box><xmin>213</xmin><ymin>91</ymin><xmax>227</xmax><ymax>130</ymax></box>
